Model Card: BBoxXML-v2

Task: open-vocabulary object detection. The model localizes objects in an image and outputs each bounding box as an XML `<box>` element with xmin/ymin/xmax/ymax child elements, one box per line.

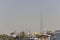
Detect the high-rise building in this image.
<box><xmin>55</xmin><ymin>30</ymin><xmax>60</xmax><ymax>40</ymax></box>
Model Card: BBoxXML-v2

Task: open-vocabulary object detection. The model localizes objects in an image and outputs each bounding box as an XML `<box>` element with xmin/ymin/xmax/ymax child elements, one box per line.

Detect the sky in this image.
<box><xmin>0</xmin><ymin>0</ymin><xmax>60</xmax><ymax>35</ymax></box>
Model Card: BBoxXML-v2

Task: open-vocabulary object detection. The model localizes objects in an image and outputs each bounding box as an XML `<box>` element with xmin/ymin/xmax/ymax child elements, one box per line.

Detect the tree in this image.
<box><xmin>19</xmin><ymin>31</ymin><xmax>25</xmax><ymax>40</ymax></box>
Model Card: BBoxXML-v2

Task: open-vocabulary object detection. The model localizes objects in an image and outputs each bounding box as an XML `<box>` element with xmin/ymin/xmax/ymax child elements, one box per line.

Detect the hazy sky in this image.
<box><xmin>0</xmin><ymin>0</ymin><xmax>60</xmax><ymax>34</ymax></box>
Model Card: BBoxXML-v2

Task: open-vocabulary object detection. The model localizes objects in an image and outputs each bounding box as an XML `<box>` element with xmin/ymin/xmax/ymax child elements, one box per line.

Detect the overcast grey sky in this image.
<box><xmin>0</xmin><ymin>0</ymin><xmax>60</xmax><ymax>34</ymax></box>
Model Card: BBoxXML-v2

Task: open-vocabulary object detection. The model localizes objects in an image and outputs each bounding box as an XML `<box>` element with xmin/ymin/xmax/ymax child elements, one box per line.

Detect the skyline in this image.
<box><xmin>0</xmin><ymin>0</ymin><xmax>60</xmax><ymax>34</ymax></box>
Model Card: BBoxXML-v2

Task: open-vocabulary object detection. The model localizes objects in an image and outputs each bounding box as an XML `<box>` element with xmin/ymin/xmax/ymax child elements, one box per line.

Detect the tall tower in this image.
<box><xmin>40</xmin><ymin>9</ymin><xmax>43</xmax><ymax>34</ymax></box>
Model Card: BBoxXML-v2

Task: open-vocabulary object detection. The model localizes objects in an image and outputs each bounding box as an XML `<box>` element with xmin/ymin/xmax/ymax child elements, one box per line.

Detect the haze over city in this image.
<box><xmin>0</xmin><ymin>0</ymin><xmax>60</xmax><ymax>35</ymax></box>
